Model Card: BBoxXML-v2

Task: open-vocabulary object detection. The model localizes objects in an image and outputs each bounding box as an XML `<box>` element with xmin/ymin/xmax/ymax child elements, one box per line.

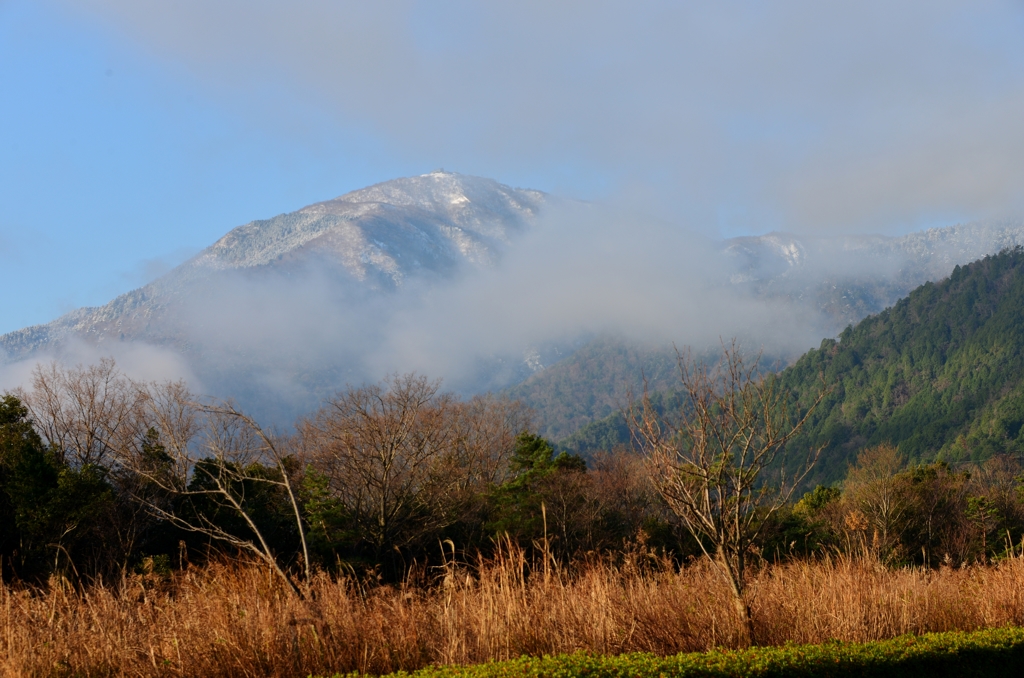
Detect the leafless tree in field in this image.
<box><xmin>843</xmin><ymin>444</ymin><xmax>912</xmax><ymax>561</ymax></box>
<box><xmin>450</xmin><ymin>394</ymin><xmax>531</xmax><ymax>490</ymax></box>
<box><xmin>300</xmin><ymin>374</ymin><xmax>529</xmax><ymax>557</ymax></box>
<box><xmin>300</xmin><ymin>374</ymin><xmax>453</xmax><ymax>556</ymax></box>
<box><xmin>628</xmin><ymin>342</ymin><xmax>826</xmax><ymax>646</ymax></box>
<box><xmin>588</xmin><ymin>450</ymin><xmax>663</xmax><ymax>549</ymax></box>
<box><xmin>129</xmin><ymin>383</ymin><xmax>311</xmax><ymax>595</ymax></box>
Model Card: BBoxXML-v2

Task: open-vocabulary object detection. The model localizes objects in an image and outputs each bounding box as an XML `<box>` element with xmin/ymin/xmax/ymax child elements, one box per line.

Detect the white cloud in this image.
<box><xmin>56</xmin><ymin>0</ymin><xmax>1024</xmax><ymax>233</ymax></box>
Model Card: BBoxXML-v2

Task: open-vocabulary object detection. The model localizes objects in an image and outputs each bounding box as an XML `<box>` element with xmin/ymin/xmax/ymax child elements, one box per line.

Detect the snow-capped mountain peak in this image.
<box><xmin>0</xmin><ymin>172</ymin><xmax>547</xmax><ymax>361</ymax></box>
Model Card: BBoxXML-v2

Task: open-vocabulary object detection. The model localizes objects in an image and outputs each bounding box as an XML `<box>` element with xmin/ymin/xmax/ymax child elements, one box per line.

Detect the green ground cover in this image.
<box><xmin>325</xmin><ymin>626</ymin><xmax>1024</xmax><ymax>677</ymax></box>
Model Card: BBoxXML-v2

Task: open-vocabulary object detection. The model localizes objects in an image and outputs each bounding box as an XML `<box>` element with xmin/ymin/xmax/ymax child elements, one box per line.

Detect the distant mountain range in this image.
<box><xmin>727</xmin><ymin>222</ymin><xmax>1024</xmax><ymax>333</ymax></box>
<box><xmin>3</xmin><ymin>171</ymin><xmax>1024</xmax><ymax>436</ymax></box>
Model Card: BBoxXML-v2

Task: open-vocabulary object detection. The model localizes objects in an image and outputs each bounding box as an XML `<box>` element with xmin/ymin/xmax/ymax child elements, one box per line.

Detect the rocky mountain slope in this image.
<box><xmin>0</xmin><ymin>171</ymin><xmax>545</xmax><ymax>360</ymax></box>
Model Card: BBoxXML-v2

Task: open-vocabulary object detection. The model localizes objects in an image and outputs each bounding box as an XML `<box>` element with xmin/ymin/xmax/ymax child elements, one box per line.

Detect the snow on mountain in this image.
<box><xmin>0</xmin><ymin>171</ymin><xmax>545</xmax><ymax>361</ymax></box>
<box><xmin>195</xmin><ymin>170</ymin><xmax>543</xmax><ymax>274</ymax></box>
<box><xmin>723</xmin><ymin>220</ymin><xmax>1024</xmax><ymax>333</ymax></box>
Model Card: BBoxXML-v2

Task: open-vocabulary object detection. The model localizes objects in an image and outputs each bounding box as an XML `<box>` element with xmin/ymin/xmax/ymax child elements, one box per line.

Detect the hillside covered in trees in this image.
<box><xmin>566</xmin><ymin>248</ymin><xmax>1024</xmax><ymax>484</ymax></box>
<box><xmin>785</xmin><ymin>247</ymin><xmax>1024</xmax><ymax>485</ymax></box>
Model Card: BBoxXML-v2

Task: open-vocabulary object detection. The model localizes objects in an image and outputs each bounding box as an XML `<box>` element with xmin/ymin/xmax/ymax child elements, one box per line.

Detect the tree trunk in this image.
<box><xmin>718</xmin><ymin>547</ymin><xmax>755</xmax><ymax>646</ymax></box>
<box><xmin>731</xmin><ymin>591</ymin><xmax>754</xmax><ymax>647</ymax></box>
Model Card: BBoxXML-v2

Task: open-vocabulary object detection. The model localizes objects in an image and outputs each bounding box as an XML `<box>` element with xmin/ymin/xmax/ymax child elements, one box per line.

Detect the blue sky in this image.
<box><xmin>3</xmin><ymin>0</ymin><xmax>1024</xmax><ymax>335</ymax></box>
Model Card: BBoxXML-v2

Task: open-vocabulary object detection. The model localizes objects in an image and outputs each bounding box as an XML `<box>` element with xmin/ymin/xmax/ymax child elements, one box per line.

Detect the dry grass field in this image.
<box><xmin>3</xmin><ymin>548</ymin><xmax>1024</xmax><ymax>677</ymax></box>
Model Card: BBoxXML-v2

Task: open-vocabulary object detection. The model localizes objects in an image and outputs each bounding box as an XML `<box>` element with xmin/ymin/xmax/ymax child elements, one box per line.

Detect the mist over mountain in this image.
<box><xmin>1</xmin><ymin>171</ymin><xmax>544</xmax><ymax>356</ymax></box>
<box><xmin>728</xmin><ymin>222</ymin><xmax>1024</xmax><ymax>334</ymax></box>
<box><xmin>507</xmin><ymin>221</ymin><xmax>1024</xmax><ymax>440</ymax></box>
<box><xmin>0</xmin><ymin>171</ymin><xmax>548</xmax><ymax>420</ymax></box>
<box><xmin>2</xmin><ymin>171</ymin><xmax>1024</xmax><ymax>433</ymax></box>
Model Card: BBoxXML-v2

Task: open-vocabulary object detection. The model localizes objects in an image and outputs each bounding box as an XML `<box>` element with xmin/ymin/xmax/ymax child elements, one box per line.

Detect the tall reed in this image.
<box><xmin>2</xmin><ymin>548</ymin><xmax>1024</xmax><ymax>677</ymax></box>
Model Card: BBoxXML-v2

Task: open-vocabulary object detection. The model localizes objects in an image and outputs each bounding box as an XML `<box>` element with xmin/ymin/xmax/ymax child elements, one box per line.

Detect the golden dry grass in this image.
<box><xmin>2</xmin><ymin>550</ymin><xmax>1024</xmax><ymax>677</ymax></box>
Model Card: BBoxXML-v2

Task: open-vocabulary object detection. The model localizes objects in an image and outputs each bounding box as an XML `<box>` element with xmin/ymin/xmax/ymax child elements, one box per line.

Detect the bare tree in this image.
<box><xmin>843</xmin><ymin>444</ymin><xmax>911</xmax><ymax>560</ymax></box>
<box><xmin>19</xmin><ymin>359</ymin><xmax>149</xmax><ymax>468</ymax></box>
<box><xmin>588</xmin><ymin>450</ymin><xmax>663</xmax><ymax>548</ymax></box>
<box><xmin>301</xmin><ymin>374</ymin><xmax>459</xmax><ymax>556</ymax></box>
<box><xmin>124</xmin><ymin>383</ymin><xmax>311</xmax><ymax>596</ymax></box>
<box><xmin>16</xmin><ymin>359</ymin><xmax>155</xmax><ymax>569</ymax></box>
<box><xmin>534</xmin><ymin>461</ymin><xmax>600</xmax><ymax>556</ymax></box>
<box><xmin>449</xmin><ymin>394</ymin><xmax>531</xmax><ymax>490</ymax></box>
<box><xmin>628</xmin><ymin>343</ymin><xmax>826</xmax><ymax>646</ymax></box>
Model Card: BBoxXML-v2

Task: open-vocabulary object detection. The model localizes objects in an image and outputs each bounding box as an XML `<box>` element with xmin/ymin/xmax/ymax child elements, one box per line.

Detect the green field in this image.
<box><xmin>325</xmin><ymin>626</ymin><xmax>1024</xmax><ymax>677</ymax></box>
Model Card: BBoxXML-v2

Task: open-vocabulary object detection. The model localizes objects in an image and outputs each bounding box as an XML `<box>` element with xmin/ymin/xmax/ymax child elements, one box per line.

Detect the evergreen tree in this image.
<box><xmin>487</xmin><ymin>432</ymin><xmax>587</xmax><ymax>548</ymax></box>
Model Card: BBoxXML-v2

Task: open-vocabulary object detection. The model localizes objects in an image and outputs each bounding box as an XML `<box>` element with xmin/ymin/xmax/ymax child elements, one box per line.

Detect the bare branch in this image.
<box><xmin>628</xmin><ymin>340</ymin><xmax>827</xmax><ymax>646</ymax></box>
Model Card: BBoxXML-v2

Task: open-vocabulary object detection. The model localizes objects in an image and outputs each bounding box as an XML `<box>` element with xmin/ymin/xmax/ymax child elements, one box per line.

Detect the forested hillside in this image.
<box><xmin>567</xmin><ymin>248</ymin><xmax>1024</xmax><ymax>485</ymax></box>
<box><xmin>785</xmin><ymin>247</ymin><xmax>1024</xmax><ymax>484</ymax></box>
<box><xmin>505</xmin><ymin>338</ymin><xmax>681</xmax><ymax>441</ymax></box>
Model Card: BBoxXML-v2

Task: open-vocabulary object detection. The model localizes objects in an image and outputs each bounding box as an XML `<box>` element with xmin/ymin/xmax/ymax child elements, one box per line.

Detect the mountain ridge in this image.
<box><xmin>0</xmin><ymin>171</ymin><xmax>546</xmax><ymax>362</ymax></box>
<box><xmin>781</xmin><ymin>246</ymin><xmax>1024</xmax><ymax>484</ymax></box>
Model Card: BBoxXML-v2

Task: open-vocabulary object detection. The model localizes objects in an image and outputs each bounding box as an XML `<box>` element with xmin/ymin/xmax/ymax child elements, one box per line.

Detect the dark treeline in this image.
<box><xmin>0</xmin><ymin>362</ymin><xmax>677</xmax><ymax>584</ymax></box>
<box><xmin>2</xmin><ymin>358</ymin><xmax>1024</xmax><ymax>586</ymax></box>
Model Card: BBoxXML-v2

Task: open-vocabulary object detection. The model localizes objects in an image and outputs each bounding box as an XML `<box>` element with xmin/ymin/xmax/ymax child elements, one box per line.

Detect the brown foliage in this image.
<box><xmin>3</xmin><ymin>552</ymin><xmax>1024</xmax><ymax>677</ymax></box>
<box><xmin>821</xmin><ymin>449</ymin><xmax>1024</xmax><ymax>567</ymax></box>
<box><xmin>299</xmin><ymin>375</ymin><xmax>529</xmax><ymax>554</ymax></box>
<box><xmin>842</xmin><ymin>444</ymin><xmax>913</xmax><ymax>559</ymax></box>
